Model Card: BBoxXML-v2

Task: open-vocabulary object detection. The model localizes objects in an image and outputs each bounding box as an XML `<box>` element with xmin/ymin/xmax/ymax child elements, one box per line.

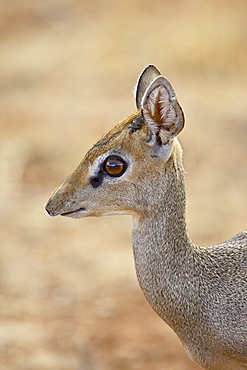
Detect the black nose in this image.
<box><xmin>45</xmin><ymin>202</ymin><xmax>58</xmax><ymax>217</ymax></box>
<box><xmin>45</xmin><ymin>206</ymin><xmax>52</xmax><ymax>216</ymax></box>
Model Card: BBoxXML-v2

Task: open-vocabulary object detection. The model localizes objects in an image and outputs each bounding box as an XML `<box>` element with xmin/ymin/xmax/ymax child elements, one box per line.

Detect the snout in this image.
<box><xmin>45</xmin><ymin>190</ymin><xmax>88</xmax><ymax>218</ymax></box>
<box><xmin>45</xmin><ymin>178</ymin><xmax>85</xmax><ymax>217</ymax></box>
<box><xmin>45</xmin><ymin>204</ymin><xmax>54</xmax><ymax>216</ymax></box>
<box><xmin>45</xmin><ymin>198</ymin><xmax>62</xmax><ymax>217</ymax></box>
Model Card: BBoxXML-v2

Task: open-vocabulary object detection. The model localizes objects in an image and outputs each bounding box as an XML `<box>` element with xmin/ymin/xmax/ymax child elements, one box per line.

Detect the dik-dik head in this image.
<box><xmin>46</xmin><ymin>65</ymin><xmax>184</xmax><ymax>219</ymax></box>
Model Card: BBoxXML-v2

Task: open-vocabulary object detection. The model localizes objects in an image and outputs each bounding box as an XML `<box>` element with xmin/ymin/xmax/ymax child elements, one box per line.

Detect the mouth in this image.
<box><xmin>45</xmin><ymin>200</ymin><xmax>87</xmax><ymax>218</ymax></box>
<box><xmin>60</xmin><ymin>208</ymin><xmax>87</xmax><ymax>218</ymax></box>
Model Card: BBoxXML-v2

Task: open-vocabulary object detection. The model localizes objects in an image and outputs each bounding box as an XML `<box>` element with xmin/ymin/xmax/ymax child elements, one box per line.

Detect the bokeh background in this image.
<box><xmin>1</xmin><ymin>1</ymin><xmax>246</xmax><ymax>369</ymax></box>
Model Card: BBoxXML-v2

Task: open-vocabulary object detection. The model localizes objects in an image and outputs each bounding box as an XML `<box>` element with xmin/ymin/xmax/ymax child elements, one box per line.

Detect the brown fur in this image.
<box><xmin>46</xmin><ymin>65</ymin><xmax>247</xmax><ymax>369</ymax></box>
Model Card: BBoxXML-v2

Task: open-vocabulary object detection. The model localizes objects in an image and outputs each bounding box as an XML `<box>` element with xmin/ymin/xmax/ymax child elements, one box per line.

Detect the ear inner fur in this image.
<box><xmin>142</xmin><ymin>76</ymin><xmax>184</xmax><ymax>146</ymax></box>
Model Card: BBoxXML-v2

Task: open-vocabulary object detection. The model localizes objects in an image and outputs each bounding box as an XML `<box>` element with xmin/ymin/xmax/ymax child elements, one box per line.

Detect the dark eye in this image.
<box><xmin>103</xmin><ymin>156</ymin><xmax>127</xmax><ymax>177</ymax></box>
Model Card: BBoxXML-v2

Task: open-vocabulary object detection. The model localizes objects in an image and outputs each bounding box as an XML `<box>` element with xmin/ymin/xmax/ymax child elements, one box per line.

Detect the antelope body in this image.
<box><xmin>46</xmin><ymin>65</ymin><xmax>247</xmax><ymax>370</ymax></box>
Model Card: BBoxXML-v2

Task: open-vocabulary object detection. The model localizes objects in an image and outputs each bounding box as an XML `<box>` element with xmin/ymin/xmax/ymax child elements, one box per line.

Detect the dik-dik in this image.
<box><xmin>46</xmin><ymin>65</ymin><xmax>247</xmax><ymax>370</ymax></box>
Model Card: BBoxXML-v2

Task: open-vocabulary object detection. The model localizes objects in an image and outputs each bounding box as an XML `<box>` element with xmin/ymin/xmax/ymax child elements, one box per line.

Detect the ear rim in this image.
<box><xmin>135</xmin><ymin>65</ymin><xmax>161</xmax><ymax>110</ymax></box>
<box><xmin>141</xmin><ymin>75</ymin><xmax>185</xmax><ymax>144</ymax></box>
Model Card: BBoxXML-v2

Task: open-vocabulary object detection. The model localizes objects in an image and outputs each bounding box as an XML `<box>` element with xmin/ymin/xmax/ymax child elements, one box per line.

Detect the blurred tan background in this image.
<box><xmin>0</xmin><ymin>1</ymin><xmax>246</xmax><ymax>369</ymax></box>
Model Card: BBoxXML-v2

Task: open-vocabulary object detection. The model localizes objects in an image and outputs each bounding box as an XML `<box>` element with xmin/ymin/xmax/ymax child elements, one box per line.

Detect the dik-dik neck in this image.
<box><xmin>132</xmin><ymin>145</ymin><xmax>195</xmax><ymax>326</ymax></box>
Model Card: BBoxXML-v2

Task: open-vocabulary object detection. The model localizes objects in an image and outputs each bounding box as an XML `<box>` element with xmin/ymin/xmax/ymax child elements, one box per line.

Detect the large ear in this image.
<box><xmin>141</xmin><ymin>76</ymin><xmax>184</xmax><ymax>147</ymax></box>
<box><xmin>135</xmin><ymin>65</ymin><xmax>161</xmax><ymax>109</ymax></box>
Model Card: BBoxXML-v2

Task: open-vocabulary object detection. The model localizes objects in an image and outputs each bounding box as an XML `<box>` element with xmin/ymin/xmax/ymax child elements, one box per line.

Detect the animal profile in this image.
<box><xmin>46</xmin><ymin>65</ymin><xmax>247</xmax><ymax>370</ymax></box>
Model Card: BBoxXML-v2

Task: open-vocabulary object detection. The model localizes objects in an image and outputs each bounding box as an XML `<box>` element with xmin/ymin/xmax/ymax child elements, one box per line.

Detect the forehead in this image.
<box><xmin>85</xmin><ymin>111</ymin><xmax>142</xmax><ymax>164</ymax></box>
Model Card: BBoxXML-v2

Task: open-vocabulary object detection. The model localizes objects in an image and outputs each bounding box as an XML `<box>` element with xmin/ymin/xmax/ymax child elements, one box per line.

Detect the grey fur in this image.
<box><xmin>46</xmin><ymin>66</ymin><xmax>247</xmax><ymax>370</ymax></box>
